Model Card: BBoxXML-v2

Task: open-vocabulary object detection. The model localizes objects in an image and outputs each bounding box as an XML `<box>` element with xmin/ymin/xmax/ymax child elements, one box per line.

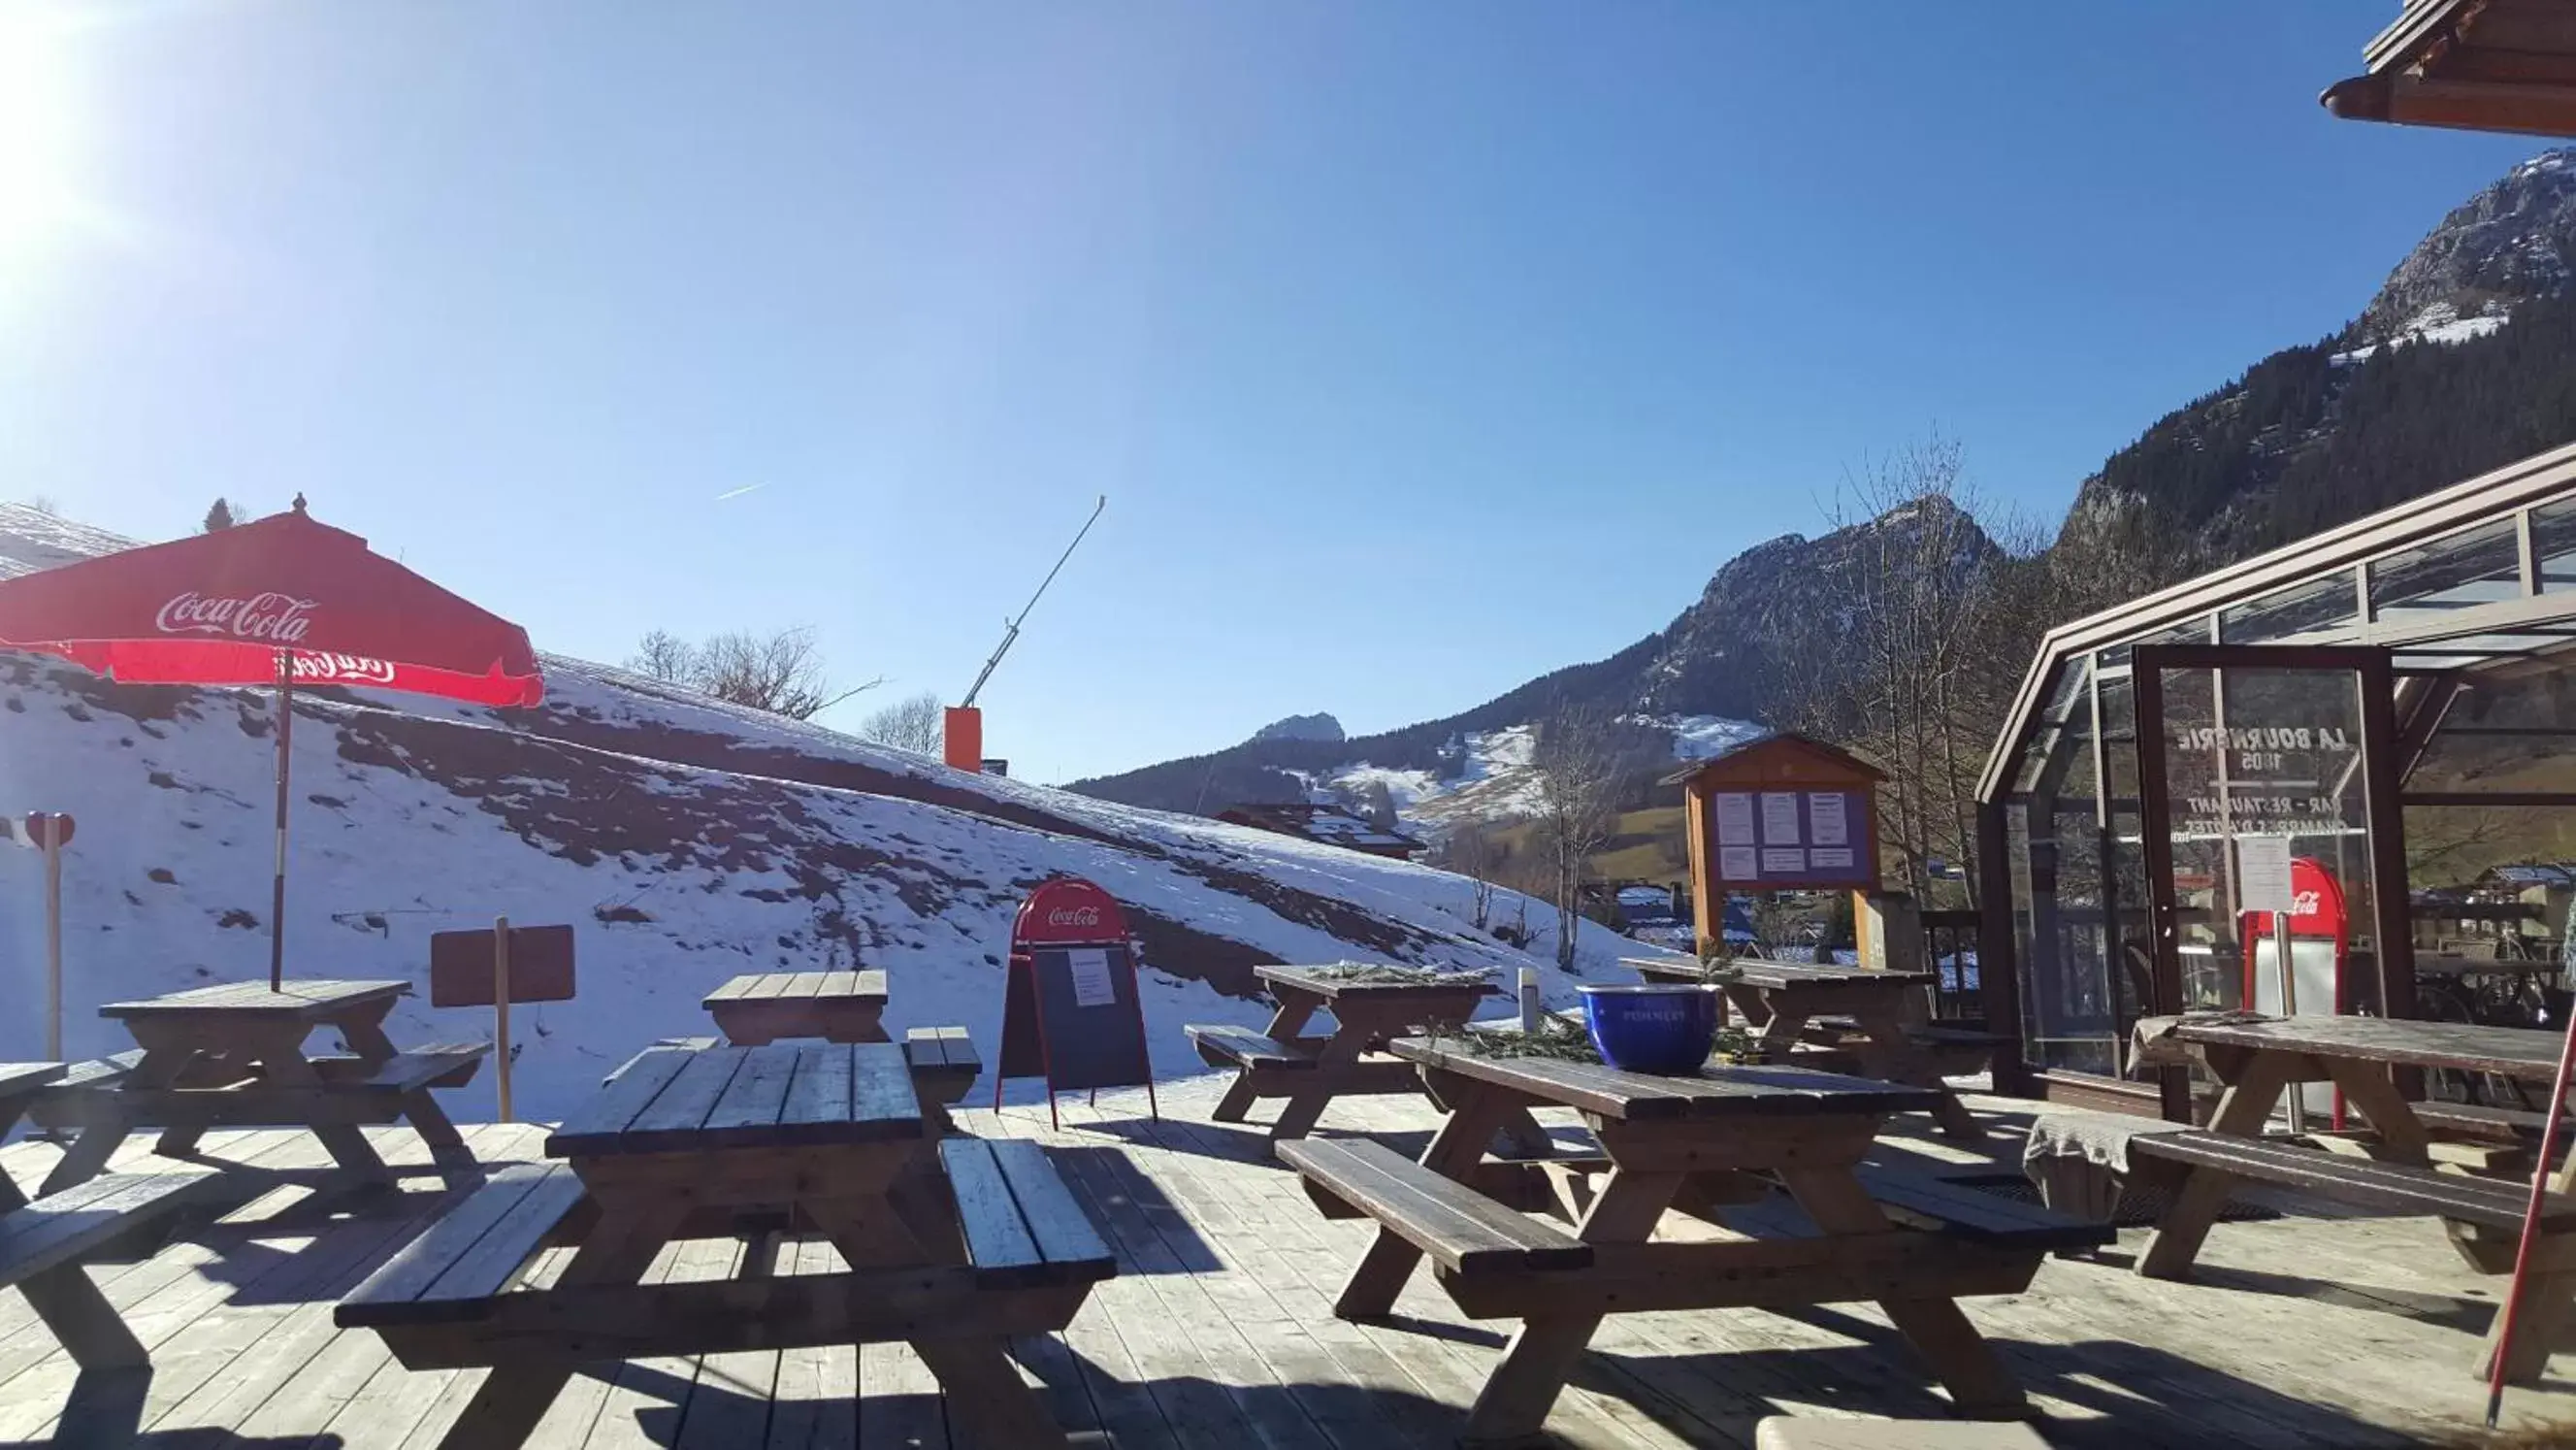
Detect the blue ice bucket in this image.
<box><xmin>1578</xmin><ymin>983</ymin><xmax>1722</xmax><ymax>1074</ymax></box>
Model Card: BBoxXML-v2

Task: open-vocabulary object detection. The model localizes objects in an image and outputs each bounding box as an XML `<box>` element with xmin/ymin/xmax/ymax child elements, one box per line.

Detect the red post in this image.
<box><xmin>943</xmin><ymin>706</ymin><xmax>983</xmax><ymax>773</ymax></box>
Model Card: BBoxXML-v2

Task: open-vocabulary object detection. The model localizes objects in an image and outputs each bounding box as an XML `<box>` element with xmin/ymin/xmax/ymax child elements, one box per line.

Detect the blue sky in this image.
<box><xmin>0</xmin><ymin>2</ymin><xmax>2544</xmax><ymax>783</ymax></box>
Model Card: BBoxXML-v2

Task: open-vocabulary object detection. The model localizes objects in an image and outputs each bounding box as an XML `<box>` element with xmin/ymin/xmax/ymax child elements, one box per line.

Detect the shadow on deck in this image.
<box><xmin>0</xmin><ymin>1072</ymin><xmax>2543</xmax><ymax>1448</ymax></box>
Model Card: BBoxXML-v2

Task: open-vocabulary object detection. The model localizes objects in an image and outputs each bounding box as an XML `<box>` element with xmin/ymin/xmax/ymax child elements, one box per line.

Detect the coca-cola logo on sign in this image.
<box><xmin>1046</xmin><ymin>905</ymin><xmax>1103</xmax><ymax>930</ymax></box>
<box><xmin>289</xmin><ymin>653</ymin><xmax>398</xmax><ymax>686</ymax></box>
<box><xmin>2292</xmin><ymin>889</ymin><xmax>2323</xmax><ymax>919</ymax></box>
<box><xmin>154</xmin><ymin>591</ymin><xmax>317</xmax><ymax>644</ymax></box>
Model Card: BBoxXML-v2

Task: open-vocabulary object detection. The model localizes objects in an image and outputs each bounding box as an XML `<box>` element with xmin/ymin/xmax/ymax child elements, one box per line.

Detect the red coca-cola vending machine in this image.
<box><xmin>2242</xmin><ymin>856</ymin><xmax>2351</xmax><ymax>1119</ymax></box>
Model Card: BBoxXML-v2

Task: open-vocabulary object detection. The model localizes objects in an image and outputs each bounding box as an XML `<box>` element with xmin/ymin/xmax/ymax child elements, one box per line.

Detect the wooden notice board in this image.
<box><xmin>1671</xmin><ymin>734</ymin><xmax>1884</xmax><ymax>949</ymax></box>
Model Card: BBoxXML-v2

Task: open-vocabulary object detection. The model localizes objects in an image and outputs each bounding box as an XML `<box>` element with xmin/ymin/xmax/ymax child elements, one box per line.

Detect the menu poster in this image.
<box><xmin>1810</xmin><ymin>792</ymin><xmax>1849</xmax><ymax>847</ymax></box>
<box><xmin>1761</xmin><ymin>847</ymin><xmax>1807</xmax><ymax>874</ymax></box>
<box><xmin>1760</xmin><ymin>793</ymin><xmax>1803</xmax><ymax>845</ymax></box>
<box><xmin>2236</xmin><ymin>836</ymin><xmax>2296</xmax><ymax>917</ymax></box>
<box><xmin>1713</xmin><ymin>792</ymin><xmax>1757</xmax><ymax>845</ymax></box>
<box><xmin>1065</xmin><ymin>947</ymin><xmax>1120</xmax><ymax>1008</ymax></box>
<box><xmin>1718</xmin><ymin>845</ymin><xmax>1761</xmax><ymax>881</ymax></box>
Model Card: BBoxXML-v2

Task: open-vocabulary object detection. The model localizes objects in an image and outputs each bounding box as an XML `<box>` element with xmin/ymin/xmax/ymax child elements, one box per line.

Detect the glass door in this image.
<box><xmin>2132</xmin><ymin>645</ymin><xmax>2410</xmax><ymax>1122</ymax></box>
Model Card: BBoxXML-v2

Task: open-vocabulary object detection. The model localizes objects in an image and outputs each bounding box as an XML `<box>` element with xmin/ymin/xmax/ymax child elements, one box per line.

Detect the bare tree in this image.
<box><xmin>1436</xmin><ymin>820</ymin><xmax>1504</xmax><ymax>931</ymax></box>
<box><xmin>626</xmin><ymin>630</ymin><xmax>696</xmax><ymax>684</ymax></box>
<box><xmin>1774</xmin><ymin>435</ymin><xmax>2057</xmax><ymax>906</ymax></box>
<box><xmin>624</xmin><ymin>626</ymin><xmax>876</xmax><ymax>720</ymax></box>
<box><xmin>693</xmin><ymin>628</ymin><xmax>843</xmax><ymax>717</ymax></box>
<box><xmin>1530</xmin><ymin>702</ymin><xmax>1623</xmax><ymax>970</ymax></box>
<box><xmin>858</xmin><ymin>690</ymin><xmax>946</xmax><ymax>754</ymax></box>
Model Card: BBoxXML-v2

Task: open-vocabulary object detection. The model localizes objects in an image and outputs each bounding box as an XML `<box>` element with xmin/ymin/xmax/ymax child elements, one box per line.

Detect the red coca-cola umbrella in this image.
<box><xmin>0</xmin><ymin>499</ymin><xmax>542</xmax><ymax>988</ymax></box>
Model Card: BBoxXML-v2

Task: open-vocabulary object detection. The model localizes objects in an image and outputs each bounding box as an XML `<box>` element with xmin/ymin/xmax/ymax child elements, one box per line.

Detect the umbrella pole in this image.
<box><xmin>2487</xmin><ymin>986</ymin><xmax>2576</xmax><ymax>1425</ymax></box>
<box><xmin>270</xmin><ymin>651</ymin><xmax>292</xmax><ymax>992</ymax></box>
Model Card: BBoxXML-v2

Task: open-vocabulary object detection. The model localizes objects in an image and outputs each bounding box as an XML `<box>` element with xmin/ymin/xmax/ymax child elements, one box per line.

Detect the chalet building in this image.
<box><xmin>1215</xmin><ymin>803</ymin><xmax>1423</xmax><ymax>860</ymax></box>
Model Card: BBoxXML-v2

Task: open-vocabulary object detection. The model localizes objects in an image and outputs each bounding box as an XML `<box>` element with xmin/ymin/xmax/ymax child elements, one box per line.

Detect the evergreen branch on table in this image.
<box><xmin>1299</xmin><ymin>962</ymin><xmax>1497</xmax><ymax>987</ymax></box>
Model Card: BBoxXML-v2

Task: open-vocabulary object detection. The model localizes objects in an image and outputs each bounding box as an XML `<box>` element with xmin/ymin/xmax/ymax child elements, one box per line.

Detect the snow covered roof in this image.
<box><xmin>1215</xmin><ymin>803</ymin><xmax>1423</xmax><ymax>856</ymax></box>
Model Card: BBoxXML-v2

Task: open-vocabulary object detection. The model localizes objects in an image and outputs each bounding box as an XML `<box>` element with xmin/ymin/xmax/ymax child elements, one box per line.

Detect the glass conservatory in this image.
<box><xmin>1976</xmin><ymin>442</ymin><xmax>2576</xmax><ymax>1119</ymax></box>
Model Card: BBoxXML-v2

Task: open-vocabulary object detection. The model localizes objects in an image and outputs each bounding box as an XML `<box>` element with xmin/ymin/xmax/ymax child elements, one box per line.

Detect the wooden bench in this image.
<box><xmin>903</xmin><ymin>1027</ymin><xmax>982</xmax><ymax>1106</ymax></box>
<box><xmin>0</xmin><ymin>1169</ymin><xmax>221</xmax><ymax>1368</ymax></box>
<box><xmin>2131</xmin><ymin>1129</ymin><xmax>2576</xmax><ymax>1236</ymax></box>
<box><xmin>2415</xmin><ymin>1100</ymin><xmax>2564</xmax><ymax>1145</ymax></box>
<box><xmin>1755</xmin><ymin>1418</ymin><xmax>2052</xmax><ymax>1449</ymax></box>
<box><xmin>39</xmin><ymin>1050</ymin><xmax>146</xmax><ymax>1096</ymax></box>
<box><xmin>339</xmin><ymin>1164</ymin><xmax>594</xmax><ymax>1334</ymax></box>
<box><xmin>941</xmin><ymin>1137</ymin><xmax>1116</xmax><ymax>1289</ymax></box>
<box><xmin>1851</xmin><ymin>1168</ymin><xmax>2118</xmax><ymax>1255</ymax></box>
<box><xmin>311</xmin><ymin>1041</ymin><xmax>491</xmax><ymax>1093</ymax></box>
<box><xmin>1805</xmin><ymin>1017</ymin><xmax>2010</xmax><ymax>1067</ymax></box>
<box><xmin>1279</xmin><ymin>1137</ymin><xmax>1593</xmax><ymax>1279</ymax></box>
<box><xmin>1187</xmin><ymin>1024</ymin><xmax>1316</xmax><ymax>1076</ymax></box>
<box><xmin>339</xmin><ymin>1143</ymin><xmax>1111</xmax><ymax>1359</ymax></box>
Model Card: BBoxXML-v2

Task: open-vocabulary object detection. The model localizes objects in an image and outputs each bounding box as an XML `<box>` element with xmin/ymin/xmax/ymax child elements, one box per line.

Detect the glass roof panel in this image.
<box><xmin>2537</xmin><ymin>497</ymin><xmax>2576</xmax><ymax>595</ymax></box>
<box><xmin>2221</xmin><ymin>567</ymin><xmax>2361</xmax><ymax>643</ymax></box>
<box><xmin>2370</xmin><ymin>517</ymin><xmax>2523</xmax><ymax>627</ymax></box>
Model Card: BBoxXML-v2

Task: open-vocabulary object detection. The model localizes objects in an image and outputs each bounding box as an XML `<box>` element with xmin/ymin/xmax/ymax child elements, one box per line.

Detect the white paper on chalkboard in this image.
<box><xmin>1761</xmin><ymin>793</ymin><xmax>1802</xmax><ymax>844</ymax></box>
<box><xmin>1714</xmin><ymin>793</ymin><xmax>1755</xmax><ymax>845</ymax></box>
<box><xmin>1810</xmin><ymin>793</ymin><xmax>1849</xmax><ymax>847</ymax></box>
<box><xmin>1718</xmin><ymin>845</ymin><xmax>1760</xmax><ymax>881</ymax></box>
<box><xmin>1761</xmin><ymin>847</ymin><xmax>1807</xmax><ymax>874</ymax></box>
<box><xmin>1810</xmin><ymin>847</ymin><xmax>1855</xmax><ymax>869</ymax></box>
<box><xmin>1066</xmin><ymin>947</ymin><xmax>1119</xmax><ymax>1008</ymax></box>
<box><xmin>2236</xmin><ymin>836</ymin><xmax>2296</xmax><ymax>916</ymax></box>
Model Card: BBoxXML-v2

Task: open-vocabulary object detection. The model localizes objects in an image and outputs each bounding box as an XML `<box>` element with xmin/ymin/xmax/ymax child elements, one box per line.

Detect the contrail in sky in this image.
<box><xmin>713</xmin><ymin>483</ymin><xmax>766</xmax><ymax>502</ymax></box>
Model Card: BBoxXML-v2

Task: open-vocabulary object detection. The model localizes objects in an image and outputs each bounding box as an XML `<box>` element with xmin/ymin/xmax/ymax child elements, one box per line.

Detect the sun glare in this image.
<box><xmin>0</xmin><ymin>5</ymin><xmax>81</xmax><ymax>271</ymax></box>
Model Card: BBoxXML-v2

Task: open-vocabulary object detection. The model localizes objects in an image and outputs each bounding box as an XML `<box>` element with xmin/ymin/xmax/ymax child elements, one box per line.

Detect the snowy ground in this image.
<box><xmin>0</xmin><ymin>504</ymin><xmax>1685</xmax><ymax>1122</ymax></box>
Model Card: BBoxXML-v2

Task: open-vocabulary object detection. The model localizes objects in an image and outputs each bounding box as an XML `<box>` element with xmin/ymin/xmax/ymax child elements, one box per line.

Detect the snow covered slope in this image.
<box><xmin>1314</xmin><ymin>713</ymin><xmax>1765</xmax><ymax>841</ymax></box>
<box><xmin>0</xmin><ymin>505</ymin><xmax>1678</xmax><ymax>1120</ymax></box>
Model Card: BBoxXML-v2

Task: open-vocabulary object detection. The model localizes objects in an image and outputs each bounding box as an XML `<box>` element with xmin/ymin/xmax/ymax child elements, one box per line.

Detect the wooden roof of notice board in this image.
<box><xmin>1662</xmin><ymin>734</ymin><xmax>1884</xmax><ymax>790</ymax></box>
<box><xmin>2324</xmin><ymin>0</ymin><xmax>2576</xmax><ymax>138</ymax></box>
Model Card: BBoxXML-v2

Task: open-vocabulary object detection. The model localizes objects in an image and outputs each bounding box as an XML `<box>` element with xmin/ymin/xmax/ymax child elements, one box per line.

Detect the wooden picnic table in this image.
<box><xmin>339</xmin><ymin>1040</ymin><xmax>1113</xmax><ymax>1449</ymax></box>
<box><xmin>1628</xmin><ymin>955</ymin><xmax>1989</xmax><ymax>1139</ymax></box>
<box><xmin>702</xmin><ymin>969</ymin><xmax>890</xmax><ymax>1044</ymax></box>
<box><xmin>2130</xmin><ymin>1012</ymin><xmax>2576</xmax><ymax>1381</ymax></box>
<box><xmin>1190</xmin><ymin>965</ymin><xmax>1498</xmax><ymax>1141</ymax></box>
<box><xmin>0</xmin><ymin>1064</ymin><xmax>65</xmax><ymax>1210</ymax></box>
<box><xmin>1282</xmin><ymin>1037</ymin><xmax>2099</xmax><ymax>1441</ymax></box>
<box><xmin>28</xmin><ymin>978</ymin><xmax>485</xmax><ymax>1196</ymax></box>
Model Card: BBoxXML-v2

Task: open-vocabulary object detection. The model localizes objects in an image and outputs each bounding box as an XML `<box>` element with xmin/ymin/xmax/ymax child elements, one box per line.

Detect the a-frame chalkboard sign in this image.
<box><xmin>995</xmin><ymin>875</ymin><xmax>1159</xmax><ymax>1129</ymax></box>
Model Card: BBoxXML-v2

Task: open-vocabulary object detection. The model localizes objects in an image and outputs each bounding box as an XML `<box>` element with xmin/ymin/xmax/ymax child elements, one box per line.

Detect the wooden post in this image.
<box><xmin>42</xmin><ymin>829</ymin><xmax>62</xmax><ymax>1063</ymax></box>
<box><xmin>494</xmin><ymin>915</ymin><xmax>513</xmax><ymax>1123</ymax></box>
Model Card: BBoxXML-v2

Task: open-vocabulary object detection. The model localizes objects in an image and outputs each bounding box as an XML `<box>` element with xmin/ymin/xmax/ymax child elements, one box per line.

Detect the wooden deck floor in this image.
<box><xmin>0</xmin><ymin>1074</ymin><xmax>2560</xmax><ymax>1448</ymax></box>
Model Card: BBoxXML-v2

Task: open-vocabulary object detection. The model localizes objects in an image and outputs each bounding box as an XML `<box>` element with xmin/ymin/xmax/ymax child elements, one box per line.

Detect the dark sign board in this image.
<box><xmin>430</xmin><ymin>923</ymin><xmax>577</xmax><ymax>1006</ymax></box>
<box><xmin>995</xmin><ymin>876</ymin><xmax>1158</xmax><ymax>1126</ymax></box>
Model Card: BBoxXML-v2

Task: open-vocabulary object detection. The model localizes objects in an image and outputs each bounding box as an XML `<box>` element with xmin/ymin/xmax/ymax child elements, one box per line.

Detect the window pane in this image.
<box><xmin>2533</xmin><ymin>496</ymin><xmax>2576</xmax><ymax>594</ymax></box>
<box><xmin>2410</xmin><ymin>666</ymin><xmax>2576</xmax><ymax>794</ymax></box>
<box><xmin>2220</xmin><ymin>568</ymin><xmax>2361</xmax><ymax>643</ymax></box>
<box><xmin>2370</xmin><ymin>518</ymin><xmax>2523</xmax><ymax>627</ymax></box>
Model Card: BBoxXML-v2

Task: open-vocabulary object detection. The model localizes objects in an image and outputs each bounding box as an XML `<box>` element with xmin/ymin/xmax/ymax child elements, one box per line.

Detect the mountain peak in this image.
<box><xmin>1250</xmin><ymin>712</ymin><xmax>1344</xmax><ymax>745</ymax></box>
<box><xmin>2355</xmin><ymin>146</ymin><xmax>2576</xmax><ymax>344</ymax></box>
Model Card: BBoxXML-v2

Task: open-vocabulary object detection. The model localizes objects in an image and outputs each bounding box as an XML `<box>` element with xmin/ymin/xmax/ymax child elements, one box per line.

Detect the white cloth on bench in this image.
<box><xmin>2131</xmin><ymin>1009</ymin><xmax>2271</xmax><ymax>1070</ymax></box>
<box><xmin>2022</xmin><ymin>1110</ymin><xmax>2193</xmax><ymax>1221</ymax></box>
